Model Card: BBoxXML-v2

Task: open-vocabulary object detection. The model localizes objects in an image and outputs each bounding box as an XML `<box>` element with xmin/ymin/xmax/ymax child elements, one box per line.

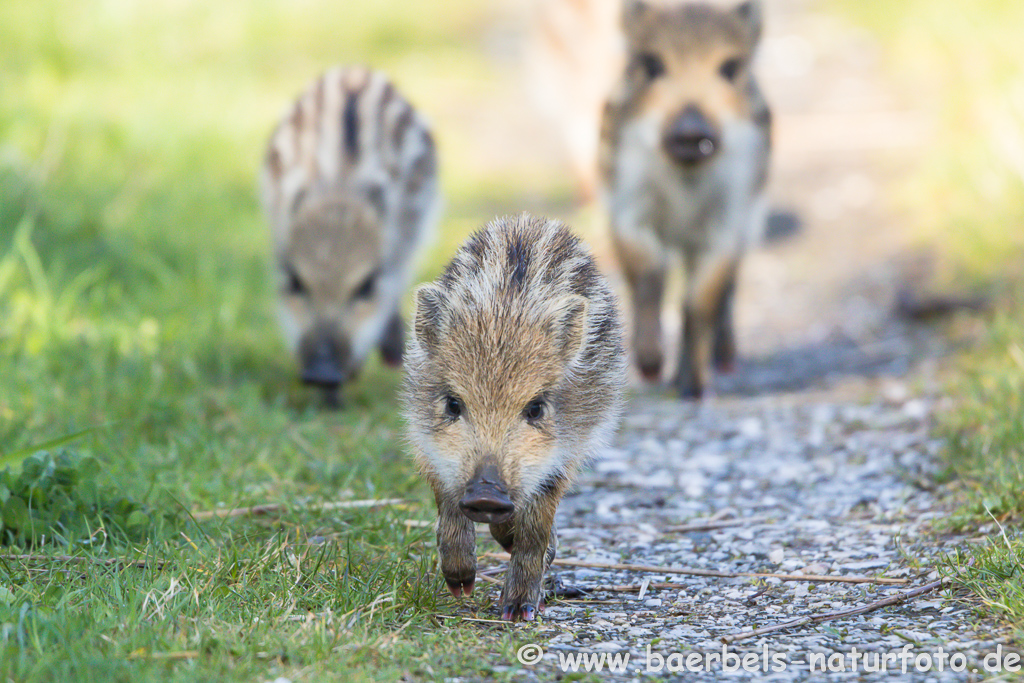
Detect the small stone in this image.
<box><xmin>903</xmin><ymin>399</ymin><xmax>929</xmax><ymax>420</ymax></box>
<box><xmin>842</xmin><ymin>559</ymin><xmax>889</xmax><ymax>570</ymax></box>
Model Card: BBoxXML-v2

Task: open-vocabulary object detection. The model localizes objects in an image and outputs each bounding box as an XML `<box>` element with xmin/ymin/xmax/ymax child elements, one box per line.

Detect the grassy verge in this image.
<box><xmin>833</xmin><ymin>0</ymin><xmax>1024</xmax><ymax>639</ymax></box>
<box><xmin>0</xmin><ymin>0</ymin><xmax>563</xmax><ymax>680</ymax></box>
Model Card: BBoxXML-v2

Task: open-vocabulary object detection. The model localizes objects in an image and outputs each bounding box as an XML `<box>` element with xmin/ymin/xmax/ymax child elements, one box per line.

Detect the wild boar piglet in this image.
<box><xmin>601</xmin><ymin>0</ymin><xmax>771</xmax><ymax>398</ymax></box>
<box><xmin>261</xmin><ymin>65</ymin><xmax>439</xmax><ymax>406</ymax></box>
<box><xmin>403</xmin><ymin>214</ymin><xmax>626</xmax><ymax>621</ymax></box>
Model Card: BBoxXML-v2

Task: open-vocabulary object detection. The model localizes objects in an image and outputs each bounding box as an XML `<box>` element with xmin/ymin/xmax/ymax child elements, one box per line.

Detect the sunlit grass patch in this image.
<box><xmin>0</xmin><ymin>518</ymin><xmax>497</xmax><ymax>681</ymax></box>
<box><xmin>944</xmin><ymin>539</ymin><xmax>1024</xmax><ymax>641</ymax></box>
<box><xmin>941</xmin><ymin>320</ymin><xmax>1024</xmax><ymax>525</ymax></box>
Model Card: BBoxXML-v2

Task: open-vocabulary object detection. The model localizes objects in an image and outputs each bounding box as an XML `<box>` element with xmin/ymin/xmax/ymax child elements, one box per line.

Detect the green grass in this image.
<box><xmin>0</xmin><ymin>0</ymin><xmax>562</xmax><ymax>679</ymax></box>
<box><xmin>833</xmin><ymin>0</ymin><xmax>1024</xmax><ymax>641</ymax></box>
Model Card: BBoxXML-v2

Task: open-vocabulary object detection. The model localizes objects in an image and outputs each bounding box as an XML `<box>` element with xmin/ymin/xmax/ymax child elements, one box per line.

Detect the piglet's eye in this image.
<box><xmin>285</xmin><ymin>267</ymin><xmax>306</xmax><ymax>295</ymax></box>
<box><xmin>719</xmin><ymin>57</ymin><xmax>743</xmax><ymax>82</ymax></box>
<box><xmin>443</xmin><ymin>395</ymin><xmax>463</xmax><ymax>419</ymax></box>
<box><xmin>523</xmin><ymin>399</ymin><xmax>545</xmax><ymax>423</ymax></box>
<box><xmin>638</xmin><ymin>52</ymin><xmax>665</xmax><ymax>79</ymax></box>
<box><xmin>353</xmin><ymin>271</ymin><xmax>376</xmax><ymax>300</ymax></box>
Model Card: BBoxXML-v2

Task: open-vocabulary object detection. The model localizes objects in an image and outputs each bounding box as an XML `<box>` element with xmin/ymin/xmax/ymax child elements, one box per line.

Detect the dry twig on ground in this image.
<box><xmin>721</xmin><ymin>578</ymin><xmax>949</xmax><ymax>643</ymax></box>
<box><xmin>482</xmin><ymin>552</ymin><xmax>909</xmax><ymax>586</ymax></box>
<box><xmin>191</xmin><ymin>498</ymin><xmax>407</xmax><ymax>521</ymax></box>
<box><xmin>664</xmin><ymin>515</ymin><xmax>772</xmax><ymax>534</ymax></box>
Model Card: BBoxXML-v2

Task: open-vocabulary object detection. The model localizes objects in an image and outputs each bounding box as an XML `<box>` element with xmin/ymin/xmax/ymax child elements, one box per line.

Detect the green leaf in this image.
<box><xmin>0</xmin><ymin>444</ymin><xmax>173</xmax><ymax>546</ymax></box>
<box><xmin>20</xmin><ymin>452</ymin><xmax>51</xmax><ymax>483</ymax></box>
<box><xmin>41</xmin><ymin>584</ymin><xmax>64</xmax><ymax>603</ymax></box>
<box><xmin>2</xmin><ymin>496</ymin><xmax>30</xmax><ymax>531</ymax></box>
<box><xmin>126</xmin><ymin>511</ymin><xmax>150</xmax><ymax>529</ymax></box>
<box><xmin>77</xmin><ymin>455</ymin><xmax>100</xmax><ymax>480</ymax></box>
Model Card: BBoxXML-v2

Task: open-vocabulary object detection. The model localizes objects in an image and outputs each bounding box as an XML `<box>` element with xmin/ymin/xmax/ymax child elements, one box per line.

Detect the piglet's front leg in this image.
<box><xmin>499</xmin><ymin>498</ymin><xmax>558</xmax><ymax>621</ymax></box>
<box><xmin>436</xmin><ymin>494</ymin><xmax>477</xmax><ymax>597</ymax></box>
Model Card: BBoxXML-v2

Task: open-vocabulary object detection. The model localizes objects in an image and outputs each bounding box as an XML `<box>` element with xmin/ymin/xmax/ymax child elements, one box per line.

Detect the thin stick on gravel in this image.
<box><xmin>664</xmin><ymin>515</ymin><xmax>772</xmax><ymax>533</ymax></box>
<box><xmin>191</xmin><ymin>498</ymin><xmax>407</xmax><ymax>521</ymax></box>
<box><xmin>476</xmin><ymin>573</ymin><xmax>503</xmax><ymax>586</ymax></box>
<box><xmin>721</xmin><ymin>577</ymin><xmax>948</xmax><ymax>644</ymax></box>
<box><xmin>482</xmin><ymin>552</ymin><xmax>909</xmax><ymax>585</ymax></box>
<box><xmin>435</xmin><ymin>614</ymin><xmax>510</xmax><ymax>626</ymax></box>
<box><xmin>587</xmin><ymin>582</ymin><xmax>687</xmax><ymax>593</ymax></box>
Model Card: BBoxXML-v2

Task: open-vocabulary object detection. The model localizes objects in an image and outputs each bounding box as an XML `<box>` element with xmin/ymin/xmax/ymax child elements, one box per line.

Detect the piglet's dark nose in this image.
<box><xmin>301</xmin><ymin>355</ymin><xmax>345</xmax><ymax>388</ymax></box>
<box><xmin>301</xmin><ymin>334</ymin><xmax>349</xmax><ymax>388</ymax></box>
<box><xmin>664</xmin><ymin>105</ymin><xmax>720</xmax><ymax>165</ymax></box>
<box><xmin>459</xmin><ymin>462</ymin><xmax>514</xmax><ymax>524</ymax></box>
<box><xmin>302</xmin><ymin>352</ymin><xmax>346</xmax><ymax>409</ymax></box>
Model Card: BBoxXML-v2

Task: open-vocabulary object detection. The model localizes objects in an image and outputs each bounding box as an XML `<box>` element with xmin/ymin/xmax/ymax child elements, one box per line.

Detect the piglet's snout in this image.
<box><xmin>459</xmin><ymin>461</ymin><xmax>514</xmax><ymax>524</ymax></box>
<box><xmin>663</xmin><ymin>105</ymin><xmax>720</xmax><ymax>165</ymax></box>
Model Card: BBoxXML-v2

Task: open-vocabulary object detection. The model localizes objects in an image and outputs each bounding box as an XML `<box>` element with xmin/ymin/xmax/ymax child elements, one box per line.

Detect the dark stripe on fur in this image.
<box><xmin>343</xmin><ymin>91</ymin><xmax>360</xmax><ymax>160</ymax></box>
<box><xmin>569</xmin><ymin>259</ymin><xmax>598</xmax><ymax>297</ymax></box>
<box><xmin>463</xmin><ymin>230</ymin><xmax>489</xmax><ymax>266</ymax></box>
<box><xmin>290</xmin><ymin>188</ymin><xmax>307</xmax><ymax>217</ymax></box>
<box><xmin>507</xmin><ymin>232</ymin><xmax>531</xmax><ymax>289</ymax></box>
<box><xmin>391</xmin><ymin>103</ymin><xmax>413</xmax><ymax>153</ymax></box>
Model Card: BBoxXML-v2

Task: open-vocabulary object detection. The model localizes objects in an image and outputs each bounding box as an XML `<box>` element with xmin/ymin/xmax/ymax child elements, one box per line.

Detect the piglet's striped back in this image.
<box><xmin>260</xmin><ymin>65</ymin><xmax>438</xmax><ymax>266</ymax></box>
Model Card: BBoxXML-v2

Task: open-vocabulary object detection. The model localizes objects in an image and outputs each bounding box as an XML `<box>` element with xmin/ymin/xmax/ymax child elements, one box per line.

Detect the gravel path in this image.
<box><xmin>494</xmin><ymin>392</ymin><xmax>1005</xmax><ymax>681</ymax></box>
<box><xmin>467</xmin><ymin>1</ymin><xmax>1010</xmax><ymax>681</ymax></box>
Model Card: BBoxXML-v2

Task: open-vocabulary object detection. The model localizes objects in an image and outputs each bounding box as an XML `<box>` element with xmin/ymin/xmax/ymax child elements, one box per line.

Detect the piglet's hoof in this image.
<box><xmin>501</xmin><ymin>602</ymin><xmax>537</xmax><ymax>622</ymax></box>
<box><xmin>445</xmin><ymin>576</ymin><xmax>475</xmax><ymax>597</ymax></box>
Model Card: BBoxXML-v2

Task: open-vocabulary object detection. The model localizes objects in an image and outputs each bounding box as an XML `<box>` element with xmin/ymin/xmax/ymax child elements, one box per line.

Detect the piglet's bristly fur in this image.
<box><xmin>402</xmin><ymin>214</ymin><xmax>626</xmax><ymax>621</ymax></box>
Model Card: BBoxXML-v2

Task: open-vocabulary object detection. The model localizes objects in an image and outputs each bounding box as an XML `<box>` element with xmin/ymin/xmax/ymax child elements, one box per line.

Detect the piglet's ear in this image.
<box><xmin>621</xmin><ymin>0</ymin><xmax>650</xmax><ymax>31</ymax></box>
<box><xmin>413</xmin><ymin>284</ymin><xmax>445</xmax><ymax>357</ymax></box>
<box><xmin>550</xmin><ymin>295</ymin><xmax>590</xmax><ymax>365</ymax></box>
<box><xmin>735</xmin><ymin>0</ymin><xmax>763</xmax><ymax>46</ymax></box>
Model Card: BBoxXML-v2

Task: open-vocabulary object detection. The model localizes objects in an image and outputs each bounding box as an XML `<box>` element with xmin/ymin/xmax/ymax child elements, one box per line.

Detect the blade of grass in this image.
<box><xmin>0</xmin><ymin>425</ymin><xmax>104</xmax><ymax>467</ymax></box>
